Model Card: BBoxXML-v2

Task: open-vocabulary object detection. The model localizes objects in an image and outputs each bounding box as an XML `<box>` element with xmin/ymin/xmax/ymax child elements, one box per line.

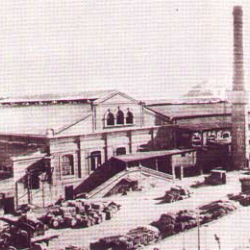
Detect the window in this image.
<box><xmin>116</xmin><ymin>108</ymin><xmax>124</xmax><ymax>125</ymax></box>
<box><xmin>62</xmin><ymin>155</ymin><xmax>74</xmax><ymax>176</ymax></box>
<box><xmin>106</xmin><ymin>111</ymin><xmax>115</xmax><ymax>126</ymax></box>
<box><xmin>116</xmin><ymin>147</ymin><xmax>126</xmax><ymax>156</ymax></box>
<box><xmin>90</xmin><ymin>151</ymin><xmax>101</xmax><ymax>171</ymax></box>
<box><xmin>126</xmin><ymin>109</ymin><xmax>133</xmax><ymax>124</ymax></box>
<box><xmin>222</xmin><ymin>132</ymin><xmax>230</xmax><ymax>139</ymax></box>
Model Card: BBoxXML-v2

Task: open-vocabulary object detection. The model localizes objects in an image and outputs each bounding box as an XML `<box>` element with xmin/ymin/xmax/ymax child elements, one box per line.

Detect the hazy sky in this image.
<box><xmin>1</xmin><ymin>0</ymin><xmax>250</xmax><ymax>100</ymax></box>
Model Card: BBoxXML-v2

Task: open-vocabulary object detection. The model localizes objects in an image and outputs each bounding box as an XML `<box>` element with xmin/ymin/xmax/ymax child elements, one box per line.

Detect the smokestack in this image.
<box><xmin>231</xmin><ymin>6</ymin><xmax>249</xmax><ymax>170</ymax></box>
<box><xmin>233</xmin><ymin>6</ymin><xmax>244</xmax><ymax>91</ymax></box>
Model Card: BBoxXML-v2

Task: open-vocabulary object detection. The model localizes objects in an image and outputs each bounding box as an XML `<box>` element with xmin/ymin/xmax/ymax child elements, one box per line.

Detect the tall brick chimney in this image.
<box><xmin>231</xmin><ymin>6</ymin><xmax>249</xmax><ymax>170</ymax></box>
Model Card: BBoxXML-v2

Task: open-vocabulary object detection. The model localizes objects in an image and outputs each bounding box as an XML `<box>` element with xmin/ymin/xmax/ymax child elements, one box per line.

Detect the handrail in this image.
<box><xmin>139</xmin><ymin>166</ymin><xmax>173</xmax><ymax>180</ymax></box>
<box><xmin>88</xmin><ymin>166</ymin><xmax>173</xmax><ymax>199</ymax></box>
<box><xmin>88</xmin><ymin>168</ymin><xmax>139</xmax><ymax>198</ymax></box>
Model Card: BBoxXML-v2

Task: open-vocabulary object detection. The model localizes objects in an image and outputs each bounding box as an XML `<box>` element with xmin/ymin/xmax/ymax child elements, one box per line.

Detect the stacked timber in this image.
<box><xmin>199</xmin><ymin>200</ymin><xmax>238</xmax><ymax>224</ymax></box>
<box><xmin>38</xmin><ymin>199</ymin><xmax>120</xmax><ymax>229</ymax></box>
<box><xmin>159</xmin><ymin>186</ymin><xmax>191</xmax><ymax>203</ymax></box>
<box><xmin>89</xmin><ymin>200</ymin><xmax>237</xmax><ymax>250</ymax></box>
<box><xmin>228</xmin><ymin>191</ymin><xmax>250</xmax><ymax>206</ymax></box>
<box><xmin>90</xmin><ymin>225</ymin><xmax>160</xmax><ymax>250</ymax></box>
<box><xmin>150</xmin><ymin>213</ymin><xmax>176</xmax><ymax>237</ymax></box>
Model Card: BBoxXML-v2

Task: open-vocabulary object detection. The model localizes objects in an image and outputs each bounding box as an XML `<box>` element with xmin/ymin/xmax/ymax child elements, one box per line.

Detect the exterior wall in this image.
<box><xmin>58</xmin><ymin>115</ymin><xmax>93</xmax><ymax>136</ymax></box>
<box><xmin>143</xmin><ymin>109</ymin><xmax>168</xmax><ymax>126</ymax></box>
<box><xmin>93</xmin><ymin>94</ymin><xmax>143</xmax><ymax>131</ymax></box>
<box><xmin>95</xmin><ymin>103</ymin><xmax>142</xmax><ymax>131</ymax></box>
<box><xmin>79</xmin><ymin>134</ymin><xmax>106</xmax><ymax>177</ymax></box>
<box><xmin>46</xmin><ymin>125</ymin><xmax>174</xmax><ymax>199</ymax></box>
<box><xmin>175</xmin><ymin>115</ymin><xmax>231</xmax><ymax>125</ymax></box>
<box><xmin>172</xmin><ymin>151</ymin><xmax>196</xmax><ymax>168</ymax></box>
<box><xmin>12</xmin><ymin>153</ymin><xmax>45</xmax><ymax>207</ymax></box>
<box><xmin>49</xmin><ymin>138</ymin><xmax>81</xmax><ymax>199</ymax></box>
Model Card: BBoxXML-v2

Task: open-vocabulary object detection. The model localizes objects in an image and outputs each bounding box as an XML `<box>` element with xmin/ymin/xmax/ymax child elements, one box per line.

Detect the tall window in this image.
<box><xmin>126</xmin><ymin>109</ymin><xmax>133</xmax><ymax>124</ymax></box>
<box><xmin>106</xmin><ymin>110</ymin><xmax>115</xmax><ymax>126</ymax></box>
<box><xmin>62</xmin><ymin>155</ymin><xmax>74</xmax><ymax>176</ymax></box>
<box><xmin>116</xmin><ymin>108</ymin><xmax>124</xmax><ymax>125</ymax></box>
<box><xmin>90</xmin><ymin>151</ymin><xmax>101</xmax><ymax>171</ymax></box>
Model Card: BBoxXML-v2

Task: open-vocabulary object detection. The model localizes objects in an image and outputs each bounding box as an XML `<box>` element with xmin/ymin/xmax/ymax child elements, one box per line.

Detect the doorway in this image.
<box><xmin>90</xmin><ymin>151</ymin><xmax>101</xmax><ymax>171</ymax></box>
<box><xmin>65</xmin><ymin>186</ymin><xmax>74</xmax><ymax>200</ymax></box>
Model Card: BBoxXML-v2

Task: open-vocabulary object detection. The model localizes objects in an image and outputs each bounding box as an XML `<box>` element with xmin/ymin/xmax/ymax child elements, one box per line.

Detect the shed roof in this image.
<box><xmin>177</xmin><ymin>122</ymin><xmax>231</xmax><ymax>132</ymax></box>
<box><xmin>147</xmin><ymin>102</ymin><xmax>231</xmax><ymax>119</ymax></box>
<box><xmin>113</xmin><ymin>149</ymin><xmax>196</xmax><ymax>163</ymax></box>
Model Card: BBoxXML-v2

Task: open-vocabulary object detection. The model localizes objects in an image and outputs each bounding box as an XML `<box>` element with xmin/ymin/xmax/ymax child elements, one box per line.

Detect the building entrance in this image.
<box><xmin>90</xmin><ymin>151</ymin><xmax>101</xmax><ymax>171</ymax></box>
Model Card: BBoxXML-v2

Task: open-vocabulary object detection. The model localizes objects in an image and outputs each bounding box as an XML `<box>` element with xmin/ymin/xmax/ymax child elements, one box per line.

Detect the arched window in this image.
<box><xmin>106</xmin><ymin>110</ymin><xmax>115</xmax><ymax>126</ymax></box>
<box><xmin>62</xmin><ymin>155</ymin><xmax>74</xmax><ymax>176</ymax></box>
<box><xmin>126</xmin><ymin>109</ymin><xmax>133</xmax><ymax>124</ymax></box>
<box><xmin>222</xmin><ymin>132</ymin><xmax>230</xmax><ymax>139</ymax></box>
<box><xmin>116</xmin><ymin>107</ymin><xmax>124</xmax><ymax>125</ymax></box>
<box><xmin>116</xmin><ymin>147</ymin><xmax>126</xmax><ymax>156</ymax></box>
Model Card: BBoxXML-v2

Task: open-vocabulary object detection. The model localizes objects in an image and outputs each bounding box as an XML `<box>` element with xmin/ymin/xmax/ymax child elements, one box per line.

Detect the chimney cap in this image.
<box><xmin>233</xmin><ymin>6</ymin><xmax>243</xmax><ymax>16</ymax></box>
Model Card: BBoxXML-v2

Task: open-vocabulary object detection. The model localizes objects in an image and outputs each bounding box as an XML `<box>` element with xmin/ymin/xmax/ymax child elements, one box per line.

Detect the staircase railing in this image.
<box><xmin>88</xmin><ymin>168</ymin><xmax>139</xmax><ymax>198</ymax></box>
<box><xmin>88</xmin><ymin>166</ymin><xmax>173</xmax><ymax>199</ymax></box>
<box><xmin>139</xmin><ymin>166</ymin><xmax>173</xmax><ymax>180</ymax></box>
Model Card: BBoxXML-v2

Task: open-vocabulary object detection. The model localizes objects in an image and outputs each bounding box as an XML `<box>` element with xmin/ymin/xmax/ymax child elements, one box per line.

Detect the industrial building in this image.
<box><xmin>0</xmin><ymin>5</ymin><xmax>247</xmax><ymax>214</ymax></box>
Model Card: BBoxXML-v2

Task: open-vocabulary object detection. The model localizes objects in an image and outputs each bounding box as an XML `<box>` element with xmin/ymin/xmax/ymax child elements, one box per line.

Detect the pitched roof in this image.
<box><xmin>0</xmin><ymin>89</ymin><xmax>116</xmax><ymax>104</ymax></box>
<box><xmin>0</xmin><ymin>104</ymin><xmax>91</xmax><ymax>136</ymax></box>
<box><xmin>93</xmin><ymin>90</ymin><xmax>139</xmax><ymax>105</ymax></box>
<box><xmin>0</xmin><ymin>89</ymin><xmax>126</xmax><ymax>136</ymax></box>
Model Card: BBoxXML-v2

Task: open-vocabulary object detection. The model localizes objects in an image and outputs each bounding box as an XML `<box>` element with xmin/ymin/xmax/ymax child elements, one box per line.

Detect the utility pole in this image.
<box><xmin>197</xmin><ymin>208</ymin><xmax>201</xmax><ymax>250</ymax></box>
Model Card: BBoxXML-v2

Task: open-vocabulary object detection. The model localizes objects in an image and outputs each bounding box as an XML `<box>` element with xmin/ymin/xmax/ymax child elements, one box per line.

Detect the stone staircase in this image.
<box><xmin>88</xmin><ymin>166</ymin><xmax>173</xmax><ymax>199</ymax></box>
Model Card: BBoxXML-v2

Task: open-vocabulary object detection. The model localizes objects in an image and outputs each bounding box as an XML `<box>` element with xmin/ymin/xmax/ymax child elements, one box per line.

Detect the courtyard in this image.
<box><xmin>42</xmin><ymin>170</ymin><xmax>250</xmax><ymax>250</ymax></box>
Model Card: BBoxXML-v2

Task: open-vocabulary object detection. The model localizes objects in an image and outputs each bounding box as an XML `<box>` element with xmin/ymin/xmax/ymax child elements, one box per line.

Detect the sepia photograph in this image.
<box><xmin>0</xmin><ymin>1</ymin><xmax>250</xmax><ymax>249</ymax></box>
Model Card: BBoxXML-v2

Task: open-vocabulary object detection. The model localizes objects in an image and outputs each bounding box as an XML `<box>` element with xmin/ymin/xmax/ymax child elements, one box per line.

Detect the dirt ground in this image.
<box><xmin>46</xmin><ymin>171</ymin><xmax>250</xmax><ymax>250</ymax></box>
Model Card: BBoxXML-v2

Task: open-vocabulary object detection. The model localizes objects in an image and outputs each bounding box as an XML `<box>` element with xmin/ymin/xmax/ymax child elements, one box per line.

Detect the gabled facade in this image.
<box><xmin>0</xmin><ymin>90</ymin><xmax>175</xmax><ymax>207</ymax></box>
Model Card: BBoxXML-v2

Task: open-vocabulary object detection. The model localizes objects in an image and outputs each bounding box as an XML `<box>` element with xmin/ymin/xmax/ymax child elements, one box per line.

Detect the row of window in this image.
<box><xmin>106</xmin><ymin>108</ymin><xmax>133</xmax><ymax>126</ymax></box>
<box><xmin>61</xmin><ymin>147</ymin><xmax>128</xmax><ymax>176</ymax></box>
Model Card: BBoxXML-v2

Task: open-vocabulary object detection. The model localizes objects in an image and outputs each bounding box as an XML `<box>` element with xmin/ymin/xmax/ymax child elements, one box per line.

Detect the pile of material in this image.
<box><xmin>150</xmin><ymin>213</ymin><xmax>176</xmax><ymax>237</ymax></box>
<box><xmin>90</xmin><ymin>200</ymin><xmax>237</xmax><ymax>250</ymax></box>
<box><xmin>228</xmin><ymin>192</ymin><xmax>250</xmax><ymax>206</ymax></box>
<box><xmin>90</xmin><ymin>225</ymin><xmax>160</xmax><ymax>250</ymax></box>
<box><xmin>38</xmin><ymin>199</ymin><xmax>120</xmax><ymax>229</ymax></box>
<box><xmin>159</xmin><ymin>186</ymin><xmax>191</xmax><ymax>203</ymax></box>
<box><xmin>175</xmin><ymin>210</ymin><xmax>197</xmax><ymax>231</ymax></box>
<box><xmin>65</xmin><ymin>246</ymin><xmax>88</xmax><ymax>250</ymax></box>
<box><xmin>199</xmin><ymin>200</ymin><xmax>238</xmax><ymax>224</ymax></box>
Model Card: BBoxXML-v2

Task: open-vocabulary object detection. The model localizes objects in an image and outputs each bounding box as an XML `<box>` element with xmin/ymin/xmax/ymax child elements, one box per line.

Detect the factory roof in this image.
<box><xmin>146</xmin><ymin>102</ymin><xmax>231</xmax><ymax>120</ymax></box>
<box><xmin>0</xmin><ymin>90</ymin><xmax>140</xmax><ymax>136</ymax></box>
<box><xmin>0</xmin><ymin>104</ymin><xmax>91</xmax><ymax>136</ymax></box>
<box><xmin>0</xmin><ymin>89</ymin><xmax>117</xmax><ymax>105</ymax></box>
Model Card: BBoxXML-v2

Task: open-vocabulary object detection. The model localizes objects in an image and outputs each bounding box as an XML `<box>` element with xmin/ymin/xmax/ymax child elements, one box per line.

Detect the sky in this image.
<box><xmin>0</xmin><ymin>0</ymin><xmax>250</xmax><ymax>100</ymax></box>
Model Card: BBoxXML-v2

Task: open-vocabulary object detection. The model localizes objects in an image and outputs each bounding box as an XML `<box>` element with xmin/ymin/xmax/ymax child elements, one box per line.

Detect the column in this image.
<box><xmin>172</xmin><ymin>165</ymin><xmax>176</xmax><ymax>180</ymax></box>
<box><xmin>155</xmin><ymin>158</ymin><xmax>159</xmax><ymax>171</ymax></box>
